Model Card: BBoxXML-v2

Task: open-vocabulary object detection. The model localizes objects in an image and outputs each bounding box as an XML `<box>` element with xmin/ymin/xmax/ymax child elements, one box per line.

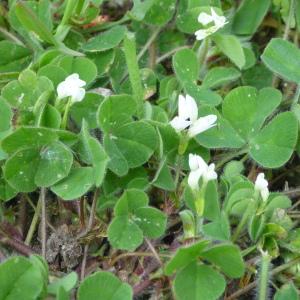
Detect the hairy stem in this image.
<box><xmin>257</xmin><ymin>252</ymin><xmax>271</xmax><ymax>300</ymax></box>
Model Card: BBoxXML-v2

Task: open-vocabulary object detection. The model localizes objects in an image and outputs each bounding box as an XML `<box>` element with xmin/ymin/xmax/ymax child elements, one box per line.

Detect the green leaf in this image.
<box><xmin>212</xmin><ymin>34</ymin><xmax>245</xmax><ymax>69</ymax></box>
<box><xmin>88</xmin><ymin>49</ymin><xmax>115</xmax><ymax>76</ymax></box>
<box><xmin>173</xmin><ymin>48</ymin><xmax>198</xmax><ymax>85</ymax></box>
<box><xmin>77</xmin><ymin>121</ymin><xmax>108</xmax><ymax>187</ymax></box>
<box><xmin>233</xmin><ymin>0</ymin><xmax>271</xmax><ymax>35</ymax></box>
<box><xmin>71</xmin><ymin>93</ymin><xmax>103</xmax><ymax>129</ymax></box>
<box><xmin>4</xmin><ymin>148</ymin><xmax>40</xmax><ymax>192</ymax></box>
<box><xmin>0</xmin><ymin>177</ymin><xmax>18</xmax><ymax>202</ymax></box>
<box><xmin>222</xmin><ymin>86</ymin><xmax>281</xmax><ymax>141</ymax></box>
<box><xmin>129</xmin><ymin>0</ymin><xmax>155</xmax><ymax>21</ymax></box>
<box><xmin>0</xmin><ymin>256</ymin><xmax>46</xmax><ymax>300</ymax></box>
<box><xmin>134</xmin><ymin>206</ymin><xmax>167</xmax><ymax>238</ymax></box>
<box><xmin>202</xmin><ymin>67</ymin><xmax>241</xmax><ymax>89</ymax></box>
<box><xmin>184</xmin><ymin>84</ymin><xmax>222</xmax><ymax>106</ymax></box>
<box><xmin>57</xmin><ymin>287</ymin><xmax>69</xmax><ymax>300</ymax></box>
<box><xmin>261</xmin><ymin>38</ymin><xmax>300</xmax><ymax>83</ymax></box>
<box><xmin>107</xmin><ymin>215</ymin><xmax>143</xmax><ymax>251</ymax></box>
<box><xmin>249</xmin><ymin>112</ymin><xmax>298</xmax><ymax>168</ymax></box>
<box><xmin>98</xmin><ymin>94</ymin><xmax>137</xmax><ymax>132</ymax></box>
<box><xmin>51</xmin><ymin>167</ymin><xmax>94</xmax><ymax>200</ymax></box>
<box><xmin>196</xmin><ymin>106</ymin><xmax>245</xmax><ymax>149</ymax></box>
<box><xmin>114</xmin><ymin>189</ymin><xmax>149</xmax><ymax>216</ymax></box>
<box><xmin>176</xmin><ymin>6</ymin><xmax>223</xmax><ymax>34</ymax></box>
<box><xmin>0</xmin><ymin>97</ymin><xmax>12</xmax><ymax>132</ymax></box>
<box><xmin>58</xmin><ymin>56</ymin><xmax>97</xmax><ymax>84</ymax></box>
<box><xmin>112</xmin><ymin>121</ymin><xmax>158</xmax><ymax>168</ymax></box>
<box><xmin>1</xmin><ymin>127</ymin><xmax>58</xmax><ymax>154</ymax></box>
<box><xmin>0</xmin><ymin>40</ymin><xmax>31</xmax><ymax>72</ymax></box>
<box><xmin>204</xmin><ymin>180</ymin><xmax>221</xmax><ymax>221</ymax></box>
<box><xmin>144</xmin><ymin>0</ymin><xmax>176</xmax><ymax>26</ymax></box>
<box><xmin>165</xmin><ymin>240</ymin><xmax>209</xmax><ymax>275</ymax></box>
<box><xmin>78</xmin><ymin>271</ymin><xmax>132</xmax><ymax>300</ymax></box>
<box><xmin>37</xmin><ymin>65</ymin><xmax>68</xmax><ymax>87</ymax></box>
<box><xmin>103</xmin><ymin>135</ymin><xmax>129</xmax><ymax>176</ymax></box>
<box><xmin>15</xmin><ymin>1</ymin><xmax>57</xmax><ymax>45</ymax></box>
<box><xmin>274</xmin><ymin>283</ymin><xmax>299</xmax><ymax>300</ymax></box>
<box><xmin>48</xmin><ymin>272</ymin><xmax>78</xmax><ymax>295</ymax></box>
<box><xmin>152</xmin><ymin>157</ymin><xmax>176</xmax><ymax>191</ymax></box>
<box><xmin>201</xmin><ymin>244</ymin><xmax>245</xmax><ymax>278</ymax></box>
<box><xmin>174</xmin><ymin>262</ymin><xmax>226</xmax><ymax>300</ymax></box>
<box><xmin>2</xmin><ymin>71</ymin><xmax>53</xmax><ymax>110</ymax></box>
<box><xmin>40</xmin><ymin>104</ymin><xmax>61</xmax><ymax>129</ymax></box>
<box><xmin>203</xmin><ymin>212</ymin><xmax>231</xmax><ymax>241</ymax></box>
<box><xmin>82</xmin><ymin>26</ymin><xmax>127</xmax><ymax>52</ymax></box>
<box><xmin>35</xmin><ymin>141</ymin><xmax>73</xmax><ymax>187</ymax></box>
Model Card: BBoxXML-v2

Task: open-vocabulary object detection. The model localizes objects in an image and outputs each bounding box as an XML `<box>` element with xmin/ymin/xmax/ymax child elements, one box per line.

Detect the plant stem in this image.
<box><xmin>226</xmin><ymin>256</ymin><xmax>300</xmax><ymax>300</ymax></box>
<box><xmin>123</xmin><ymin>32</ymin><xmax>144</xmax><ymax>116</ymax></box>
<box><xmin>40</xmin><ymin>187</ymin><xmax>47</xmax><ymax>259</ymax></box>
<box><xmin>156</xmin><ymin>46</ymin><xmax>190</xmax><ymax>64</ymax></box>
<box><xmin>283</xmin><ymin>0</ymin><xmax>295</xmax><ymax>40</ymax></box>
<box><xmin>197</xmin><ymin>38</ymin><xmax>210</xmax><ymax>74</ymax></box>
<box><xmin>257</xmin><ymin>252</ymin><xmax>271</xmax><ymax>300</ymax></box>
<box><xmin>80</xmin><ymin>188</ymin><xmax>100</xmax><ymax>281</ymax></box>
<box><xmin>231</xmin><ymin>200</ymin><xmax>254</xmax><ymax>242</ymax></box>
<box><xmin>174</xmin><ymin>154</ymin><xmax>183</xmax><ymax>190</ymax></box>
<box><xmin>137</xmin><ymin>27</ymin><xmax>161</xmax><ymax>61</ymax></box>
<box><xmin>110</xmin><ymin>251</ymin><xmax>171</xmax><ymax>267</ymax></box>
<box><xmin>25</xmin><ymin>197</ymin><xmax>42</xmax><ymax>245</ymax></box>
<box><xmin>292</xmin><ymin>84</ymin><xmax>300</xmax><ymax>106</ymax></box>
<box><xmin>215</xmin><ymin>148</ymin><xmax>248</xmax><ymax>170</ymax></box>
<box><xmin>145</xmin><ymin>238</ymin><xmax>163</xmax><ymax>266</ymax></box>
<box><xmin>61</xmin><ymin>97</ymin><xmax>72</xmax><ymax>130</ymax></box>
<box><xmin>0</xmin><ymin>27</ymin><xmax>25</xmax><ymax>46</ymax></box>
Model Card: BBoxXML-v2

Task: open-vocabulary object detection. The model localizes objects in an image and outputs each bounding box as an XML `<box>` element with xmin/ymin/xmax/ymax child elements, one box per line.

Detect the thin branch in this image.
<box><xmin>80</xmin><ymin>188</ymin><xmax>100</xmax><ymax>281</ymax></box>
<box><xmin>40</xmin><ymin>188</ymin><xmax>47</xmax><ymax>259</ymax></box>
<box><xmin>145</xmin><ymin>238</ymin><xmax>163</xmax><ymax>266</ymax></box>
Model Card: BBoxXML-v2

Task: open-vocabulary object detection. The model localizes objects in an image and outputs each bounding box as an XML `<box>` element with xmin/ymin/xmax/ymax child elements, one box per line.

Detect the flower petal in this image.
<box><xmin>71</xmin><ymin>88</ymin><xmax>86</xmax><ymax>102</ymax></box>
<box><xmin>188</xmin><ymin>169</ymin><xmax>203</xmax><ymax>190</ymax></box>
<box><xmin>188</xmin><ymin>114</ymin><xmax>217</xmax><ymax>137</ymax></box>
<box><xmin>210</xmin><ymin>8</ymin><xmax>227</xmax><ymax>28</ymax></box>
<box><xmin>195</xmin><ymin>29</ymin><xmax>210</xmax><ymax>41</ymax></box>
<box><xmin>203</xmin><ymin>163</ymin><xmax>217</xmax><ymax>182</ymax></box>
<box><xmin>261</xmin><ymin>188</ymin><xmax>269</xmax><ymax>202</ymax></box>
<box><xmin>186</xmin><ymin>94</ymin><xmax>198</xmax><ymax>123</ymax></box>
<box><xmin>178</xmin><ymin>94</ymin><xmax>190</xmax><ymax>120</ymax></box>
<box><xmin>170</xmin><ymin>116</ymin><xmax>191</xmax><ymax>132</ymax></box>
<box><xmin>198</xmin><ymin>11</ymin><xmax>214</xmax><ymax>25</ymax></box>
<box><xmin>255</xmin><ymin>173</ymin><xmax>268</xmax><ymax>190</ymax></box>
<box><xmin>189</xmin><ymin>154</ymin><xmax>199</xmax><ymax>171</ymax></box>
<box><xmin>57</xmin><ymin>81</ymin><xmax>68</xmax><ymax>99</ymax></box>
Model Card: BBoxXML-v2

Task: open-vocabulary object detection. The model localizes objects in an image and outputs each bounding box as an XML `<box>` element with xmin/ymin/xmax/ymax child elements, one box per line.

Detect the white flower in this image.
<box><xmin>170</xmin><ymin>94</ymin><xmax>217</xmax><ymax>138</ymax></box>
<box><xmin>57</xmin><ymin>73</ymin><xmax>86</xmax><ymax>103</ymax></box>
<box><xmin>188</xmin><ymin>154</ymin><xmax>217</xmax><ymax>190</ymax></box>
<box><xmin>255</xmin><ymin>173</ymin><xmax>269</xmax><ymax>202</ymax></box>
<box><xmin>195</xmin><ymin>8</ymin><xmax>227</xmax><ymax>41</ymax></box>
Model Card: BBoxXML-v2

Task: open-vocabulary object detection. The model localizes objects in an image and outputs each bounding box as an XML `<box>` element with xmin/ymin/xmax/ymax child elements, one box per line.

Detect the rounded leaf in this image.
<box><xmin>78</xmin><ymin>271</ymin><xmax>132</xmax><ymax>300</ymax></box>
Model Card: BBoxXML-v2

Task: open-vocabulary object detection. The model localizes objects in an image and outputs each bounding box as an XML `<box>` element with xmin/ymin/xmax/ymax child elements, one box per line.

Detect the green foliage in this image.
<box><xmin>108</xmin><ymin>189</ymin><xmax>167</xmax><ymax>250</ymax></box>
<box><xmin>0</xmin><ymin>1</ymin><xmax>299</xmax><ymax>299</ymax></box>
<box><xmin>78</xmin><ymin>271</ymin><xmax>132</xmax><ymax>300</ymax></box>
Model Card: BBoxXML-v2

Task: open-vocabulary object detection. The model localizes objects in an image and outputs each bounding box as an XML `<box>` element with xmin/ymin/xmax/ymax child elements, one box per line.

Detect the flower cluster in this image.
<box><xmin>170</xmin><ymin>94</ymin><xmax>217</xmax><ymax>138</ymax></box>
<box><xmin>255</xmin><ymin>173</ymin><xmax>269</xmax><ymax>202</ymax></box>
<box><xmin>57</xmin><ymin>73</ymin><xmax>86</xmax><ymax>103</ymax></box>
<box><xmin>195</xmin><ymin>8</ymin><xmax>227</xmax><ymax>41</ymax></box>
<box><xmin>188</xmin><ymin>154</ymin><xmax>217</xmax><ymax>191</ymax></box>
